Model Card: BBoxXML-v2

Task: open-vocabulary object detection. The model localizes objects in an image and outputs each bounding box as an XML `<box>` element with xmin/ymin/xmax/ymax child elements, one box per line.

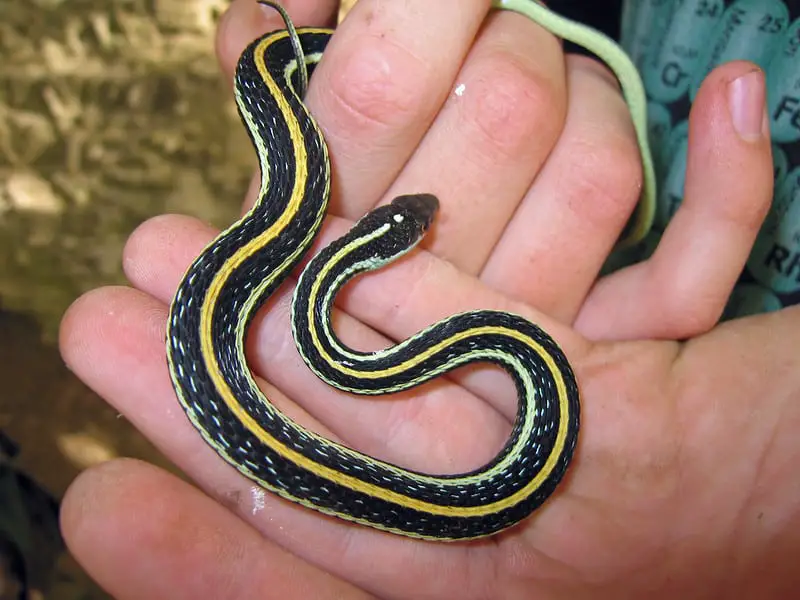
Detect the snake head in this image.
<box><xmin>388</xmin><ymin>193</ymin><xmax>439</xmax><ymax>234</ymax></box>
<box><xmin>365</xmin><ymin>193</ymin><xmax>440</xmax><ymax>261</ymax></box>
<box><xmin>337</xmin><ymin>193</ymin><xmax>440</xmax><ymax>270</ymax></box>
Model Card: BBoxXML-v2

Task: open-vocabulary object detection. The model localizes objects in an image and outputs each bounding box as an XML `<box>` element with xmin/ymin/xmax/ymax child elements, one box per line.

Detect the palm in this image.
<box><xmin>272</xmin><ymin>249</ymin><xmax>797</xmax><ymax>599</ymax></box>
<box><xmin>58</xmin><ymin>1</ymin><xmax>799</xmax><ymax>598</ymax></box>
<box><xmin>500</xmin><ymin>317</ymin><xmax>798</xmax><ymax>599</ymax></box>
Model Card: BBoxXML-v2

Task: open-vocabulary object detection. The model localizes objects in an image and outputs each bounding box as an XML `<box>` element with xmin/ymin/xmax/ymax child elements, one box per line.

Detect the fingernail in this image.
<box><xmin>728</xmin><ymin>69</ymin><xmax>767</xmax><ymax>141</ymax></box>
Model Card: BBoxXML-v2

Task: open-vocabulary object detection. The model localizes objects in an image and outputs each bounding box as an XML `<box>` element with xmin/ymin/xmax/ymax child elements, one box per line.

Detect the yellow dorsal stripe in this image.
<box><xmin>196</xmin><ymin>30</ymin><xmax>572</xmax><ymax>518</ymax></box>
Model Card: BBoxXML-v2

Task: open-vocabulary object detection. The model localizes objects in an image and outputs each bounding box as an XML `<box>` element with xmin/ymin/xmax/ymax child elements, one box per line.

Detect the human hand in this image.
<box><xmin>58</xmin><ymin>0</ymin><xmax>798</xmax><ymax>598</ymax></box>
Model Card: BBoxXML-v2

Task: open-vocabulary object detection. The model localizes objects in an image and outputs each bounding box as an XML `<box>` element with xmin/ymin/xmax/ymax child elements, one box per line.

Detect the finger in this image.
<box><xmin>481</xmin><ymin>55</ymin><xmax>642</xmax><ymax>320</ymax></box>
<box><xmin>216</xmin><ymin>0</ymin><xmax>339</xmax><ymax>78</ymax></box>
<box><xmin>300</xmin><ymin>0</ymin><xmax>494</xmax><ymax>219</ymax></box>
<box><xmin>122</xmin><ymin>215</ymin><xmax>512</xmax><ymax>463</ymax></box>
<box><xmin>576</xmin><ymin>61</ymin><xmax>773</xmax><ymax>340</ymax></box>
<box><xmin>61</xmin><ymin>459</ymin><xmax>371</xmax><ymax>600</ymax></box>
<box><xmin>377</xmin><ymin>10</ymin><xmax>566</xmax><ymax>272</ymax></box>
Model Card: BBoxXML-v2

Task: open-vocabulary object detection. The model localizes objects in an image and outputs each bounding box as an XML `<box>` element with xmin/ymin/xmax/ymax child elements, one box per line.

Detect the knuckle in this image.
<box><xmin>460</xmin><ymin>53</ymin><xmax>564</xmax><ymax>159</ymax></box>
<box><xmin>362</xmin><ymin>250</ymin><xmax>436</xmax><ymax>330</ymax></box>
<box><xmin>569</xmin><ymin>53</ymin><xmax>621</xmax><ymax>91</ymax></box>
<box><xmin>656</xmin><ymin>278</ymin><xmax>723</xmax><ymax>337</ymax></box>
<box><xmin>712</xmin><ymin>165</ymin><xmax>773</xmax><ymax>234</ymax></box>
<box><xmin>667</xmin><ymin>297</ymin><xmax>720</xmax><ymax>337</ymax></box>
<box><xmin>739</xmin><ymin>190</ymin><xmax>772</xmax><ymax>232</ymax></box>
<box><xmin>563</xmin><ymin>126</ymin><xmax>644</xmax><ymax>228</ymax></box>
<box><xmin>326</xmin><ymin>36</ymin><xmax>431</xmax><ymax>131</ymax></box>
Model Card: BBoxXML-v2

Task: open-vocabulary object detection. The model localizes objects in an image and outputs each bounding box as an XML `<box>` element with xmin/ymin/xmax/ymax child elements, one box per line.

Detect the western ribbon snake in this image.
<box><xmin>166</xmin><ymin>0</ymin><xmax>654</xmax><ymax>540</ymax></box>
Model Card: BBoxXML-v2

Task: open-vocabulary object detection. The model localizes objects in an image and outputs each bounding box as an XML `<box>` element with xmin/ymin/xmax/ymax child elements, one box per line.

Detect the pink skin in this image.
<box><xmin>58</xmin><ymin>1</ymin><xmax>798</xmax><ymax>599</ymax></box>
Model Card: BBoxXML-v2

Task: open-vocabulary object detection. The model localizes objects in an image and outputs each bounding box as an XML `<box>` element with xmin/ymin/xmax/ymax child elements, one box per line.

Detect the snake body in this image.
<box><xmin>166</xmin><ymin>0</ymin><xmax>653</xmax><ymax>540</ymax></box>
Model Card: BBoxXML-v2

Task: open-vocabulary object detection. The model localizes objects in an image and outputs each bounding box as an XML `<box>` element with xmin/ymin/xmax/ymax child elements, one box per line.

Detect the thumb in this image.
<box><xmin>577</xmin><ymin>60</ymin><xmax>774</xmax><ymax>340</ymax></box>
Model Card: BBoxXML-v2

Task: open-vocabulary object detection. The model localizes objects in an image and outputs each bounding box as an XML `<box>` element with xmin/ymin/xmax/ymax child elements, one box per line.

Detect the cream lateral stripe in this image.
<box><xmin>204</xmin><ymin>33</ymin><xmax>573</xmax><ymax>510</ymax></box>
<box><xmin>293</xmin><ymin>218</ymin><xmax>571</xmax><ymax>491</ymax></box>
<box><xmin>212</xmin><ymin>331</ymin><xmax>571</xmax><ymax>516</ymax></box>
<box><xmin>283</xmin><ymin>51</ymin><xmax>324</xmax><ymax>88</ymax></box>
<box><xmin>166</xmin><ymin>11</ymin><xmax>583</xmax><ymax>536</ymax></box>
<box><xmin>311</xmin><ymin>229</ymin><xmax>427</xmax><ymax>363</ymax></box>
<box><xmin>303</xmin><ymin>314</ymin><xmax>572</xmax><ymax>491</ymax></box>
<box><xmin>228</xmin><ymin>215</ymin><xmax>569</xmax><ymax>494</ymax></box>
<box><xmin>307</xmin><ymin>243</ymin><xmax>549</xmax><ymax>380</ymax></box>
<box><xmin>199</xmin><ymin>30</ymin><xmax>311</xmax><ymax>371</ymax></box>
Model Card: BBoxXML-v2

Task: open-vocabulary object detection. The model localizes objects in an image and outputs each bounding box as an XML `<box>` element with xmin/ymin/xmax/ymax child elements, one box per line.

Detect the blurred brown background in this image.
<box><xmin>0</xmin><ymin>1</ymin><xmax>356</xmax><ymax>597</ymax></box>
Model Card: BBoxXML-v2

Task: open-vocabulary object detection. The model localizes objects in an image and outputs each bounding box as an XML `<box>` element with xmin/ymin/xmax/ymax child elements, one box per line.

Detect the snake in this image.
<box><xmin>166</xmin><ymin>0</ymin><xmax>654</xmax><ymax>540</ymax></box>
